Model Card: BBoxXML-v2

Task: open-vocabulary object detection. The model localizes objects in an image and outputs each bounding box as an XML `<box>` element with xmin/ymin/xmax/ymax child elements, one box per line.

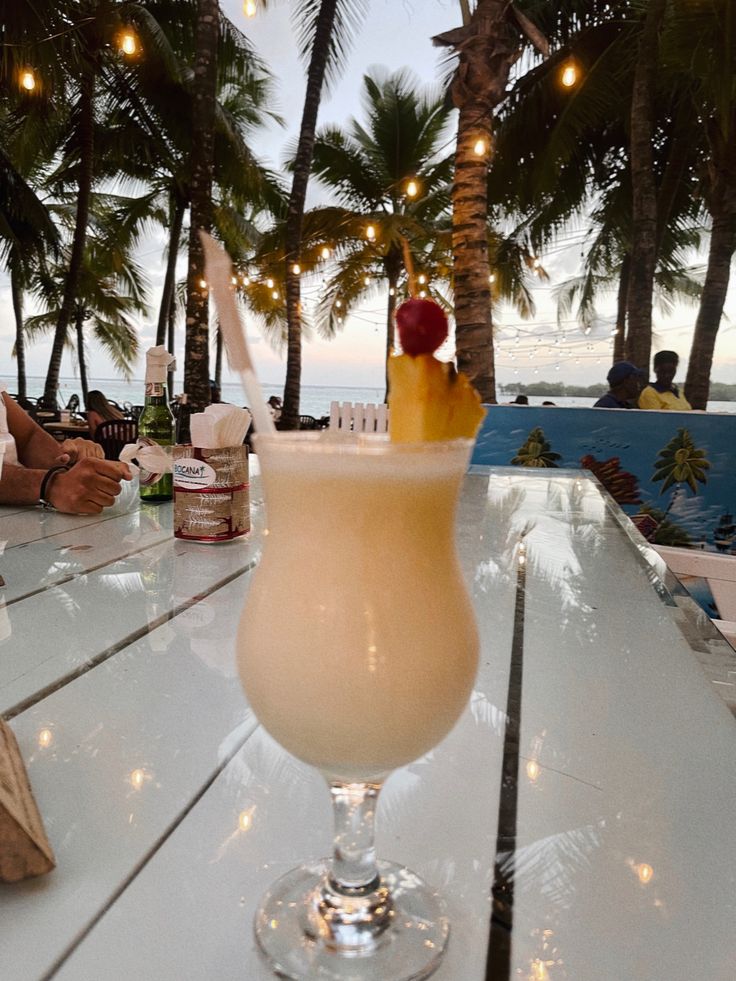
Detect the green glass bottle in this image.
<box><xmin>139</xmin><ymin>346</ymin><xmax>175</xmax><ymax>502</ymax></box>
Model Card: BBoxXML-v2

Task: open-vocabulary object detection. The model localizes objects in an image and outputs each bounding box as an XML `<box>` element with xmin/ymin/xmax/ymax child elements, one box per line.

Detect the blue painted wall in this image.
<box><xmin>472</xmin><ymin>405</ymin><xmax>736</xmax><ymax>552</ymax></box>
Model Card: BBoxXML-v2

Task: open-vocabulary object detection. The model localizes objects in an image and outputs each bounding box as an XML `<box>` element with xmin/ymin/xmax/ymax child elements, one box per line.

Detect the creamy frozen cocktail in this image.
<box><xmin>237</xmin><ymin>298</ymin><xmax>485</xmax><ymax>981</ymax></box>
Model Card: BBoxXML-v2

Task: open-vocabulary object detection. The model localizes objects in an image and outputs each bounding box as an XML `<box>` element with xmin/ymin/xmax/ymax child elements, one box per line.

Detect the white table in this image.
<box><xmin>1</xmin><ymin>467</ymin><xmax>734</xmax><ymax>981</ymax></box>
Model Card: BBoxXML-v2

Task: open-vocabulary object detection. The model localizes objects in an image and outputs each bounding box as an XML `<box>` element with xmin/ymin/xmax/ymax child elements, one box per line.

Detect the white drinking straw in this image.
<box><xmin>200</xmin><ymin>231</ymin><xmax>277</xmax><ymax>436</ymax></box>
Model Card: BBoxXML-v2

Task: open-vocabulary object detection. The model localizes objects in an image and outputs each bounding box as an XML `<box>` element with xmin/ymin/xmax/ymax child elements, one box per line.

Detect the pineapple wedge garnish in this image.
<box><xmin>388</xmin><ymin>353</ymin><xmax>485</xmax><ymax>443</ymax></box>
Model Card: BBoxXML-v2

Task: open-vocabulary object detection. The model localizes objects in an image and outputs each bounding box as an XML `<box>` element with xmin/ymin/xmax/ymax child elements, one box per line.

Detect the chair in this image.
<box><xmin>94</xmin><ymin>419</ymin><xmax>138</xmax><ymax>460</ymax></box>
<box><xmin>654</xmin><ymin>545</ymin><xmax>736</xmax><ymax>646</ymax></box>
<box><xmin>299</xmin><ymin>414</ymin><xmax>321</xmax><ymax>430</ymax></box>
<box><xmin>328</xmin><ymin>401</ymin><xmax>389</xmax><ymax>434</ymax></box>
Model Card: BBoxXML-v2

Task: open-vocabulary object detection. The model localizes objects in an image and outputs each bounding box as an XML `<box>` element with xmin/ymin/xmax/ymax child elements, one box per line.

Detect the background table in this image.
<box><xmin>1</xmin><ymin>467</ymin><xmax>734</xmax><ymax>980</ymax></box>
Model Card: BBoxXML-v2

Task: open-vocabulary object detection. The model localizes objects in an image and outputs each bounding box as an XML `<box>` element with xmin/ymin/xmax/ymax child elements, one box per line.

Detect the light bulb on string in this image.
<box><xmin>266</xmin><ymin>278</ymin><xmax>274</xmax><ymax>289</ymax></box>
<box><xmin>561</xmin><ymin>60</ymin><xmax>579</xmax><ymax>88</ymax></box>
<box><xmin>20</xmin><ymin>68</ymin><xmax>37</xmax><ymax>92</ymax></box>
<box><xmin>272</xmin><ymin>290</ymin><xmax>279</xmax><ymax>300</ymax></box>
<box><xmin>405</xmin><ymin>179</ymin><xmax>419</xmax><ymax>198</ymax></box>
<box><xmin>199</xmin><ymin>278</ymin><xmax>207</xmax><ymax>290</ymax></box>
<box><xmin>292</xmin><ymin>263</ymin><xmax>301</xmax><ymax>275</ymax></box>
<box><xmin>473</xmin><ymin>138</ymin><xmax>487</xmax><ymax>157</ymax></box>
<box><xmin>320</xmin><ymin>246</ymin><xmax>330</xmax><ymax>260</ymax></box>
<box><xmin>366</xmin><ymin>224</ymin><xmax>376</xmax><ymax>241</ymax></box>
<box><xmin>418</xmin><ymin>274</ymin><xmax>426</xmax><ymax>285</ymax></box>
<box><xmin>489</xmin><ymin>273</ymin><xmax>496</xmax><ymax>284</ymax></box>
<box><xmin>120</xmin><ymin>31</ymin><xmax>138</xmax><ymax>56</ymax></box>
<box><xmin>243</xmin><ymin>0</ymin><xmax>257</xmax><ymax>16</ymax></box>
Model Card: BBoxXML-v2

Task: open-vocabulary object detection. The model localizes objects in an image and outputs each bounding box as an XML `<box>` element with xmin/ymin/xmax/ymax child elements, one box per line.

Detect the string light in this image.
<box><xmin>561</xmin><ymin>60</ymin><xmax>579</xmax><ymax>88</ymax></box>
<box><xmin>272</xmin><ymin>290</ymin><xmax>279</xmax><ymax>300</ymax></box>
<box><xmin>231</xmin><ymin>276</ymin><xmax>237</xmax><ymax>285</ymax></box>
<box><xmin>418</xmin><ymin>274</ymin><xmax>426</xmax><ymax>285</ymax></box>
<box><xmin>243</xmin><ymin>0</ymin><xmax>257</xmax><ymax>15</ymax></box>
<box><xmin>405</xmin><ymin>179</ymin><xmax>418</xmax><ymax>198</ymax></box>
<box><xmin>20</xmin><ymin>68</ymin><xmax>36</xmax><ymax>91</ymax></box>
<box><xmin>489</xmin><ymin>273</ymin><xmax>496</xmax><ymax>284</ymax></box>
<box><xmin>335</xmin><ymin>300</ymin><xmax>342</xmax><ymax>309</ymax></box>
<box><xmin>266</xmin><ymin>277</ymin><xmax>274</xmax><ymax>289</ymax></box>
<box><xmin>120</xmin><ymin>31</ymin><xmax>138</xmax><ymax>56</ymax></box>
<box><xmin>366</xmin><ymin>224</ymin><xmax>376</xmax><ymax>241</ymax></box>
<box><xmin>320</xmin><ymin>246</ymin><xmax>330</xmax><ymax>259</ymax></box>
<box><xmin>473</xmin><ymin>138</ymin><xmax>487</xmax><ymax>156</ymax></box>
<box><xmin>292</xmin><ymin>263</ymin><xmax>301</xmax><ymax>275</ymax></box>
<box><xmin>198</xmin><ymin>278</ymin><xmax>207</xmax><ymax>290</ymax></box>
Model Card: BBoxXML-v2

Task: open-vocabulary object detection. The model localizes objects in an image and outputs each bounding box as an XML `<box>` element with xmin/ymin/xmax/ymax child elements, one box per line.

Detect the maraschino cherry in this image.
<box><xmin>395</xmin><ymin>298</ymin><xmax>448</xmax><ymax>356</ymax></box>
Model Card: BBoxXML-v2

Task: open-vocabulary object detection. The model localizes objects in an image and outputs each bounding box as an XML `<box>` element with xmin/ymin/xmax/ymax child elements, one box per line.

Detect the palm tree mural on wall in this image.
<box><xmin>511</xmin><ymin>427</ymin><xmax>560</xmax><ymax>468</ymax></box>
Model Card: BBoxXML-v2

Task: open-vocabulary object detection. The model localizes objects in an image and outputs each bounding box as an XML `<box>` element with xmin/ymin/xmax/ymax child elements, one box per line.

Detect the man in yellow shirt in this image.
<box><xmin>638</xmin><ymin>350</ymin><xmax>692</xmax><ymax>411</ymax></box>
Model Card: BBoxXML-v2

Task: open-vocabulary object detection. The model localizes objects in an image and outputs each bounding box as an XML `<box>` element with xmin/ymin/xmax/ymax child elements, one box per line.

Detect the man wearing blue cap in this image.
<box><xmin>594</xmin><ymin>361</ymin><xmax>646</xmax><ymax>408</ymax></box>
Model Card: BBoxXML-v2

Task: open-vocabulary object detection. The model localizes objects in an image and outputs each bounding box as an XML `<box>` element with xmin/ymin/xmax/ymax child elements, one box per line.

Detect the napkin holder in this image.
<box><xmin>172</xmin><ymin>445</ymin><xmax>250</xmax><ymax>543</ymax></box>
<box><xmin>0</xmin><ymin>719</ymin><xmax>55</xmax><ymax>882</ymax></box>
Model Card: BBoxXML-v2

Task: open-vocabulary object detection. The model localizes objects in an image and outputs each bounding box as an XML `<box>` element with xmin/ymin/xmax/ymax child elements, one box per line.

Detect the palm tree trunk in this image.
<box><xmin>167</xmin><ymin>290</ymin><xmax>176</xmax><ymax>400</ymax></box>
<box><xmin>625</xmin><ymin>0</ymin><xmax>667</xmax><ymax>373</ymax></box>
<box><xmin>214</xmin><ymin>322</ymin><xmax>223</xmax><ymax>389</ymax></box>
<box><xmin>441</xmin><ymin>0</ymin><xmax>520</xmax><ymax>403</ymax></box>
<box><xmin>42</xmin><ymin>64</ymin><xmax>95</xmax><ymax>410</ymax></box>
<box><xmin>282</xmin><ymin>0</ymin><xmax>340</xmax><ymax>432</ymax></box>
<box><xmin>75</xmin><ymin>306</ymin><xmax>89</xmax><ymax>404</ymax></box>
<box><xmin>612</xmin><ymin>254</ymin><xmax>630</xmax><ymax>363</ymax></box>
<box><xmin>384</xmin><ymin>270</ymin><xmax>398</xmax><ymax>399</ymax></box>
<box><xmin>684</xmin><ymin>186</ymin><xmax>736</xmax><ymax>408</ymax></box>
<box><xmin>183</xmin><ymin>0</ymin><xmax>219</xmax><ymax>412</ymax></box>
<box><xmin>10</xmin><ymin>263</ymin><xmax>26</xmax><ymax>399</ymax></box>
<box><xmin>157</xmin><ymin>192</ymin><xmax>185</xmax><ymax>347</ymax></box>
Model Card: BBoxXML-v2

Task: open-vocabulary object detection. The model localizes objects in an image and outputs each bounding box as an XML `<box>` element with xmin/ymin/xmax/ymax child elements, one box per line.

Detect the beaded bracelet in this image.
<box><xmin>39</xmin><ymin>465</ymin><xmax>70</xmax><ymax>510</ymax></box>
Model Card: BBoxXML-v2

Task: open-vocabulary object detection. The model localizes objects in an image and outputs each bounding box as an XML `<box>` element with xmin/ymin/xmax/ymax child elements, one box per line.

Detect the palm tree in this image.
<box><xmin>282</xmin><ymin>0</ymin><xmax>369</xmax><ymax>430</ymax></box>
<box><xmin>511</xmin><ymin>426</ymin><xmax>561</xmax><ymax>468</ymax></box>
<box><xmin>652</xmin><ymin>427</ymin><xmax>710</xmax><ymax>516</ymax></box>
<box><xmin>675</xmin><ymin>1</ymin><xmax>736</xmax><ymax>408</ymax></box>
<box><xmin>433</xmin><ymin>1</ymin><xmax>548</xmax><ymax>404</ymax></box>
<box><xmin>182</xmin><ymin>0</ymin><xmax>219</xmax><ymax>411</ymax></box>
<box><xmin>241</xmin><ymin>70</ymin><xmax>456</xmax><ymax>393</ymax></box>
<box><xmin>624</xmin><ymin>0</ymin><xmax>667</xmax><ymax>371</ymax></box>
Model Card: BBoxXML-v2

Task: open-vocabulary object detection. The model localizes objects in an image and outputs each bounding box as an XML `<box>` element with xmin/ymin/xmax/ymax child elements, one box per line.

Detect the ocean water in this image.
<box><xmin>3</xmin><ymin>376</ymin><xmax>735</xmax><ymax>416</ymax></box>
<box><xmin>1</xmin><ymin>376</ymin><xmax>388</xmax><ymax>421</ymax></box>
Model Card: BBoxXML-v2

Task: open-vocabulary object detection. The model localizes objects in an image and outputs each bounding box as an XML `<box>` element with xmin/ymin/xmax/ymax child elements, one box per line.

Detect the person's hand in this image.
<box><xmin>55</xmin><ymin>438</ymin><xmax>104</xmax><ymax>465</ymax></box>
<box><xmin>46</xmin><ymin>458</ymin><xmax>132</xmax><ymax>514</ymax></box>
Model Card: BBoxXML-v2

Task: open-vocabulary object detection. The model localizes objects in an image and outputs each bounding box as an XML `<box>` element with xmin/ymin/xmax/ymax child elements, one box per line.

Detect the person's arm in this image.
<box><xmin>637</xmin><ymin>386</ymin><xmax>660</xmax><ymax>409</ymax></box>
<box><xmin>3</xmin><ymin>393</ymin><xmax>102</xmax><ymax>465</ymax></box>
<box><xmin>3</xmin><ymin>392</ymin><xmax>64</xmax><ymax>468</ymax></box>
<box><xmin>0</xmin><ymin>456</ymin><xmax>132</xmax><ymax>513</ymax></box>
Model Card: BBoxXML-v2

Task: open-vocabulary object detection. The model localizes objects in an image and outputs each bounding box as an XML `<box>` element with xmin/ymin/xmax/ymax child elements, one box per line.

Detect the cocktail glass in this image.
<box><xmin>237</xmin><ymin>432</ymin><xmax>479</xmax><ymax>980</ymax></box>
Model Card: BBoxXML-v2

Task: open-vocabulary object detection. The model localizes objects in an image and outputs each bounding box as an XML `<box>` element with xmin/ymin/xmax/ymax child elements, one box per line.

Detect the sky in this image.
<box><xmin>1</xmin><ymin>0</ymin><xmax>734</xmax><ymax>392</ymax></box>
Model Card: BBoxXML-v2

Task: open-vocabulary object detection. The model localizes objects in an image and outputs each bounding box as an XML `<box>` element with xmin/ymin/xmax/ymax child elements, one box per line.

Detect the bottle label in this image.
<box><xmin>145</xmin><ymin>382</ymin><xmax>166</xmax><ymax>397</ymax></box>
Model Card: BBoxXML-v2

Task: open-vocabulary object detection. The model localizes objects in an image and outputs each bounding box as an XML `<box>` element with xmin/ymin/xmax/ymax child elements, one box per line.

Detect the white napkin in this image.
<box><xmin>119</xmin><ymin>441</ymin><xmax>172</xmax><ymax>477</ymax></box>
<box><xmin>189</xmin><ymin>405</ymin><xmax>251</xmax><ymax>448</ymax></box>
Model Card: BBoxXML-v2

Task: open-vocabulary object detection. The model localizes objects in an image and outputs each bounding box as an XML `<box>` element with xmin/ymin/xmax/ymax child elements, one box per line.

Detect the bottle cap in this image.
<box><xmin>145</xmin><ymin>346</ymin><xmax>175</xmax><ymax>384</ymax></box>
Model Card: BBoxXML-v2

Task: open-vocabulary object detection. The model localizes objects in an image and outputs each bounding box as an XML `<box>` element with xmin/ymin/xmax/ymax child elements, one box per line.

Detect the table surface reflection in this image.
<box><xmin>0</xmin><ymin>466</ymin><xmax>734</xmax><ymax>981</ymax></box>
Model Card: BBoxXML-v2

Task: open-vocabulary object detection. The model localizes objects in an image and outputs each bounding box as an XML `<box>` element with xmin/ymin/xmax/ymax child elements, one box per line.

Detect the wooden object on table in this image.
<box><xmin>0</xmin><ymin>719</ymin><xmax>55</xmax><ymax>882</ymax></box>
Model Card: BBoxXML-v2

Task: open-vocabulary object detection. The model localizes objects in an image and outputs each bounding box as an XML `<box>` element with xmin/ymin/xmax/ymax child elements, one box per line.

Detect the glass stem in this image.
<box><xmin>328</xmin><ymin>781</ymin><xmax>382</xmax><ymax>894</ymax></box>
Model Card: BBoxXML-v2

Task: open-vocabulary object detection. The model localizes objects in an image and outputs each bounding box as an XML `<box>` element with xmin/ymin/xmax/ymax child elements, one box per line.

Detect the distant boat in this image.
<box><xmin>713</xmin><ymin>512</ymin><xmax>736</xmax><ymax>553</ymax></box>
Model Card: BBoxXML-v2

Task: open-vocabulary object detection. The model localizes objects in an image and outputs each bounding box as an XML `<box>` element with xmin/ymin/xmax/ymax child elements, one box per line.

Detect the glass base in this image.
<box><xmin>253</xmin><ymin>859</ymin><xmax>449</xmax><ymax>980</ymax></box>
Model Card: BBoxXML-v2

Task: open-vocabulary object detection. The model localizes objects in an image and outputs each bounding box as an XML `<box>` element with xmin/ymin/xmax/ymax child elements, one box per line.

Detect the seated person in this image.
<box><xmin>267</xmin><ymin>395</ymin><xmax>282</xmax><ymax>422</ymax></box>
<box><xmin>0</xmin><ymin>385</ymin><xmax>131</xmax><ymax>514</ymax></box>
<box><xmin>638</xmin><ymin>350</ymin><xmax>692</xmax><ymax>410</ymax></box>
<box><xmin>594</xmin><ymin>361</ymin><xmax>645</xmax><ymax>408</ymax></box>
<box><xmin>509</xmin><ymin>395</ymin><xmax>529</xmax><ymax>405</ymax></box>
<box><xmin>85</xmin><ymin>389</ymin><xmax>124</xmax><ymax>437</ymax></box>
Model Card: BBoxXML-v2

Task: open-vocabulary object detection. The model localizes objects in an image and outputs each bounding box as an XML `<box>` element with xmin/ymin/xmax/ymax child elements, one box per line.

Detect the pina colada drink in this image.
<box><xmin>236</xmin><ymin>434</ymin><xmax>478</xmax><ymax>782</ymax></box>
<box><xmin>234</xmin><ymin>296</ymin><xmax>485</xmax><ymax>981</ymax></box>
